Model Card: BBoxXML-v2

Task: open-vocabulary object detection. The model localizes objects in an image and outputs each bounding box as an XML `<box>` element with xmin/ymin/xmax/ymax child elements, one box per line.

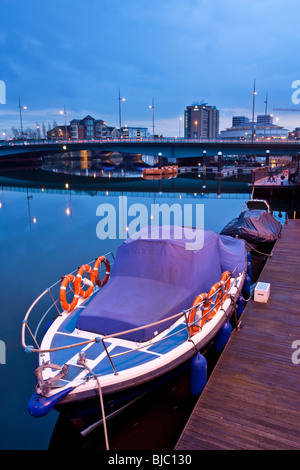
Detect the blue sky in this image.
<box><xmin>1</xmin><ymin>0</ymin><xmax>300</xmax><ymax>136</ymax></box>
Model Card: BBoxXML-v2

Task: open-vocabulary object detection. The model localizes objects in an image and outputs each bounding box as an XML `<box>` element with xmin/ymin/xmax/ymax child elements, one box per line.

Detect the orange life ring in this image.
<box><xmin>283</xmin><ymin>169</ymin><xmax>289</xmax><ymax>176</ymax></box>
<box><xmin>220</xmin><ymin>271</ymin><xmax>231</xmax><ymax>300</ymax></box>
<box><xmin>76</xmin><ymin>264</ymin><xmax>95</xmax><ymax>298</ymax></box>
<box><xmin>203</xmin><ymin>282</ymin><xmax>222</xmax><ymax>321</ymax></box>
<box><xmin>188</xmin><ymin>293</ymin><xmax>208</xmax><ymax>336</ymax></box>
<box><xmin>60</xmin><ymin>274</ymin><xmax>80</xmax><ymax>313</ymax></box>
<box><xmin>94</xmin><ymin>256</ymin><xmax>110</xmax><ymax>287</ymax></box>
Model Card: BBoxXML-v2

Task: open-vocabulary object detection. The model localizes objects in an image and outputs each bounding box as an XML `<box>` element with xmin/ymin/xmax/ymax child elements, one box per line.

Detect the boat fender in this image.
<box><xmin>213</xmin><ymin>320</ymin><xmax>232</xmax><ymax>355</ymax></box>
<box><xmin>242</xmin><ymin>274</ymin><xmax>251</xmax><ymax>298</ymax></box>
<box><xmin>27</xmin><ymin>387</ymin><xmax>74</xmax><ymax>417</ymax></box>
<box><xmin>247</xmin><ymin>251</ymin><xmax>251</xmax><ymax>263</ymax></box>
<box><xmin>247</xmin><ymin>260</ymin><xmax>252</xmax><ymax>278</ymax></box>
<box><xmin>236</xmin><ymin>295</ymin><xmax>245</xmax><ymax>318</ymax></box>
<box><xmin>189</xmin><ymin>353</ymin><xmax>207</xmax><ymax>397</ymax></box>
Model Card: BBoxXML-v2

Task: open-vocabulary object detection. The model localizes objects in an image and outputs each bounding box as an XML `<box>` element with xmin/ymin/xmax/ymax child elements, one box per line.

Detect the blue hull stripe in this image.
<box><xmin>92</xmin><ymin>346</ymin><xmax>156</xmax><ymax>376</ymax></box>
<box><xmin>147</xmin><ymin>325</ymin><xmax>188</xmax><ymax>354</ymax></box>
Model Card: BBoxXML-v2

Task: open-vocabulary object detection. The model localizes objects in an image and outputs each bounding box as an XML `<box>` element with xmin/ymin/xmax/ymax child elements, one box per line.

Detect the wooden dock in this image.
<box><xmin>175</xmin><ymin>219</ymin><xmax>300</xmax><ymax>450</ymax></box>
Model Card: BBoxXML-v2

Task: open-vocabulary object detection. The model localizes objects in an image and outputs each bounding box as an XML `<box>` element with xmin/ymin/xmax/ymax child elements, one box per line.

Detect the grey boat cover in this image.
<box><xmin>220</xmin><ymin>210</ymin><xmax>282</xmax><ymax>245</ymax></box>
<box><xmin>76</xmin><ymin>226</ymin><xmax>246</xmax><ymax>342</ymax></box>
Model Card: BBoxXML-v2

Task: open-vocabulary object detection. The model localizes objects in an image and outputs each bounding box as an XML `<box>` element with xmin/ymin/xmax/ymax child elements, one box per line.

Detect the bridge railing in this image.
<box><xmin>1</xmin><ymin>138</ymin><xmax>300</xmax><ymax>147</ymax></box>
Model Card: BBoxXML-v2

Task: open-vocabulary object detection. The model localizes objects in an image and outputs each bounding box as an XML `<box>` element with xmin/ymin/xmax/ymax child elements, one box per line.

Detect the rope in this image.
<box><xmin>240</xmin><ymin>283</ymin><xmax>257</xmax><ymax>303</ymax></box>
<box><xmin>245</xmin><ymin>242</ymin><xmax>273</xmax><ymax>257</ymax></box>
<box><xmin>77</xmin><ymin>355</ymin><xmax>109</xmax><ymax>450</ymax></box>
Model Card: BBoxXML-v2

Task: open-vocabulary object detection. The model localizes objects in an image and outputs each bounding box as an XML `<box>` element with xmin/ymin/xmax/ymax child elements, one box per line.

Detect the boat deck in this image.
<box><xmin>175</xmin><ymin>218</ymin><xmax>300</xmax><ymax>450</ymax></box>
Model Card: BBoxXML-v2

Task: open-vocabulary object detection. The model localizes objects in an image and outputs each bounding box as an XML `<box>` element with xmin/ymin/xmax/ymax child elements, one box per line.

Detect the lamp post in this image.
<box><xmin>118</xmin><ymin>88</ymin><xmax>126</xmax><ymax>135</ymax></box>
<box><xmin>194</xmin><ymin>120</ymin><xmax>198</xmax><ymax>138</ymax></box>
<box><xmin>18</xmin><ymin>98</ymin><xmax>27</xmax><ymax>139</ymax></box>
<box><xmin>158</xmin><ymin>152</ymin><xmax>162</xmax><ymax>169</ymax></box>
<box><xmin>149</xmin><ymin>98</ymin><xmax>155</xmax><ymax>139</ymax></box>
<box><xmin>217</xmin><ymin>151</ymin><xmax>222</xmax><ymax>175</ymax></box>
<box><xmin>264</xmin><ymin>92</ymin><xmax>268</xmax><ymax>140</ymax></box>
<box><xmin>251</xmin><ymin>79</ymin><xmax>257</xmax><ymax>143</ymax></box>
<box><xmin>60</xmin><ymin>105</ymin><xmax>67</xmax><ymax>140</ymax></box>
<box><xmin>179</xmin><ymin>117</ymin><xmax>182</xmax><ymax>138</ymax></box>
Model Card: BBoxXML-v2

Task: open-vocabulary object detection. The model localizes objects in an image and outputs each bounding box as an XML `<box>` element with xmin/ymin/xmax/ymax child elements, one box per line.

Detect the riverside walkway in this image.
<box><xmin>175</xmin><ymin>219</ymin><xmax>300</xmax><ymax>450</ymax></box>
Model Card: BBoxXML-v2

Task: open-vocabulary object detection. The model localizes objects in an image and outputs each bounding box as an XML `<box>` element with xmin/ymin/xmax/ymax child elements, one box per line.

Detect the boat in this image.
<box><xmin>142</xmin><ymin>165</ymin><xmax>178</xmax><ymax>179</ymax></box>
<box><xmin>220</xmin><ymin>199</ymin><xmax>283</xmax><ymax>251</ymax></box>
<box><xmin>22</xmin><ymin>225</ymin><xmax>248</xmax><ymax>439</ymax></box>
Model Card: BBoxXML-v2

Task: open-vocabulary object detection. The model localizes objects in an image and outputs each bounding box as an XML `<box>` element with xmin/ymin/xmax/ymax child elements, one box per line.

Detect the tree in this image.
<box><xmin>42</xmin><ymin>122</ymin><xmax>47</xmax><ymax>139</ymax></box>
<box><xmin>11</xmin><ymin>127</ymin><xmax>21</xmax><ymax>139</ymax></box>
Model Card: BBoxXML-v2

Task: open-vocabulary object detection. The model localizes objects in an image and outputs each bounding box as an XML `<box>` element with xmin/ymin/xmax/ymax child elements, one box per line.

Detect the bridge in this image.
<box><xmin>1</xmin><ymin>138</ymin><xmax>300</xmax><ymax>161</ymax></box>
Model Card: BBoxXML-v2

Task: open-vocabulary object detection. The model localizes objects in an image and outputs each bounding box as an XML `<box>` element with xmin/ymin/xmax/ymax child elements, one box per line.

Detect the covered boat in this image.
<box><xmin>22</xmin><ymin>225</ymin><xmax>248</xmax><ymax>439</ymax></box>
<box><xmin>220</xmin><ymin>199</ymin><xmax>282</xmax><ymax>247</ymax></box>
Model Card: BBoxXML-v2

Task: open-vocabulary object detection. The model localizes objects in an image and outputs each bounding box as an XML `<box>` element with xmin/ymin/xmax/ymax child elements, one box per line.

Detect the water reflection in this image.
<box><xmin>41</xmin><ymin>150</ymin><xmax>159</xmax><ymax>179</ymax></box>
<box><xmin>0</xmin><ymin>158</ymin><xmax>296</xmax><ymax>450</ymax></box>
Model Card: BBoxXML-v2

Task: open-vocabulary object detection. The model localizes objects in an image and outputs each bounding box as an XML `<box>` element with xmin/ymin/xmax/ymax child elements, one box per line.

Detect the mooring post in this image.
<box><xmin>202</xmin><ymin>150</ymin><xmax>207</xmax><ymax>189</ymax></box>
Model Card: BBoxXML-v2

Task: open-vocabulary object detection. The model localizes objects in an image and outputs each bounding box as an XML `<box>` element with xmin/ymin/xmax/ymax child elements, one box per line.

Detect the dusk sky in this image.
<box><xmin>1</xmin><ymin>0</ymin><xmax>300</xmax><ymax>137</ymax></box>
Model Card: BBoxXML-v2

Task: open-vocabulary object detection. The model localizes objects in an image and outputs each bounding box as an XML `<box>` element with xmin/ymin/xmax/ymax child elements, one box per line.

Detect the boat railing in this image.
<box><xmin>242</xmin><ymin>198</ymin><xmax>270</xmax><ymax>213</ymax></box>
<box><xmin>99</xmin><ymin>266</ymin><xmax>239</xmax><ymax>376</ymax></box>
<box><xmin>21</xmin><ymin>252</ymin><xmax>115</xmax><ymax>352</ymax></box>
<box><xmin>22</xmin><ymin>263</ymin><xmax>239</xmax><ymax>376</ymax></box>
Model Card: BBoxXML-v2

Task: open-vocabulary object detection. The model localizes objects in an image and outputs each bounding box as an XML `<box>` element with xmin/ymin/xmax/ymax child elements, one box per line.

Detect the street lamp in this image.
<box><xmin>264</xmin><ymin>92</ymin><xmax>268</xmax><ymax>140</ymax></box>
<box><xmin>179</xmin><ymin>117</ymin><xmax>182</xmax><ymax>138</ymax></box>
<box><xmin>118</xmin><ymin>88</ymin><xmax>126</xmax><ymax>135</ymax></box>
<box><xmin>251</xmin><ymin>79</ymin><xmax>257</xmax><ymax>142</ymax></box>
<box><xmin>194</xmin><ymin>120</ymin><xmax>198</xmax><ymax>138</ymax></box>
<box><xmin>60</xmin><ymin>105</ymin><xmax>67</xmax><ymax>140</ymax></box>
<box><xmin>18</xmin><ymin>98</ymin><xmax>27</xmax><ymax>139</ymax></box>
<box><xmin>149</xmin><ymin>98</ymin><xmax>155</xmax><ymax>139</ymax></box>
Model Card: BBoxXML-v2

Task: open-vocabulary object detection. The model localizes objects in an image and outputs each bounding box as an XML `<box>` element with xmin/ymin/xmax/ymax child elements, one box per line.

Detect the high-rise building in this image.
<box><xmin>257</xmin><ymin>114</ymin><xmax>273</xmax><ymax>126</ymax></box>
<box><xmin>184</xmin><ymin>103</ymin><xmax>219</xmax><ymax>139</ymax></box>
<box><xmin>232</xmin><ymin>116</ymin><xmax>249</xmax><ymax>127</ymax></box>
<box><xmin>219</xmin><ymin>114</ymin><xmax>288</xmax><ymax>140</ymax></box>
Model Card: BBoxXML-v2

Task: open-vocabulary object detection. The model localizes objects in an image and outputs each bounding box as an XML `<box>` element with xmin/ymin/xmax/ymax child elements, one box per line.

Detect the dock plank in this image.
<box><xmin>175</xmin><ymin>219</ymin><xmax>300</xmax><ymax>450</ymax></box>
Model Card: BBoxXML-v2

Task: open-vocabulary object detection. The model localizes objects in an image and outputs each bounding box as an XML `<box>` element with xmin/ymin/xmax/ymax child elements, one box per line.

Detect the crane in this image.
<box><xmin>273</xmin><ymin>108</ymin><xmax>300</xmax><ymax>112</ymax></box>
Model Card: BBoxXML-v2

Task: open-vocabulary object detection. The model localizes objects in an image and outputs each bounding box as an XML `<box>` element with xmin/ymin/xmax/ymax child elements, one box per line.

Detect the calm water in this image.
<box><xmin>0</xmin><ymin>161</ymin><xmax>277</xmax><ymax>449</ymax></box>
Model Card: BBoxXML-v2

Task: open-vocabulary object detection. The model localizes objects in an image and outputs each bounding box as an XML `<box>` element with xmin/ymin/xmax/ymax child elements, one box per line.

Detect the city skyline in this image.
<box><xmin>1</xmin><ymin>0</ymin><xmax>300</xmax><ymax>136</ymax></box>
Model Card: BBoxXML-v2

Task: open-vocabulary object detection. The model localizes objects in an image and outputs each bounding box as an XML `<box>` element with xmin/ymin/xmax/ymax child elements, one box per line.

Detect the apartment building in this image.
<box><xmin>184</xmin><ymin>102</ymin><xmax>219</xmax><ymax>139</ymax></box>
